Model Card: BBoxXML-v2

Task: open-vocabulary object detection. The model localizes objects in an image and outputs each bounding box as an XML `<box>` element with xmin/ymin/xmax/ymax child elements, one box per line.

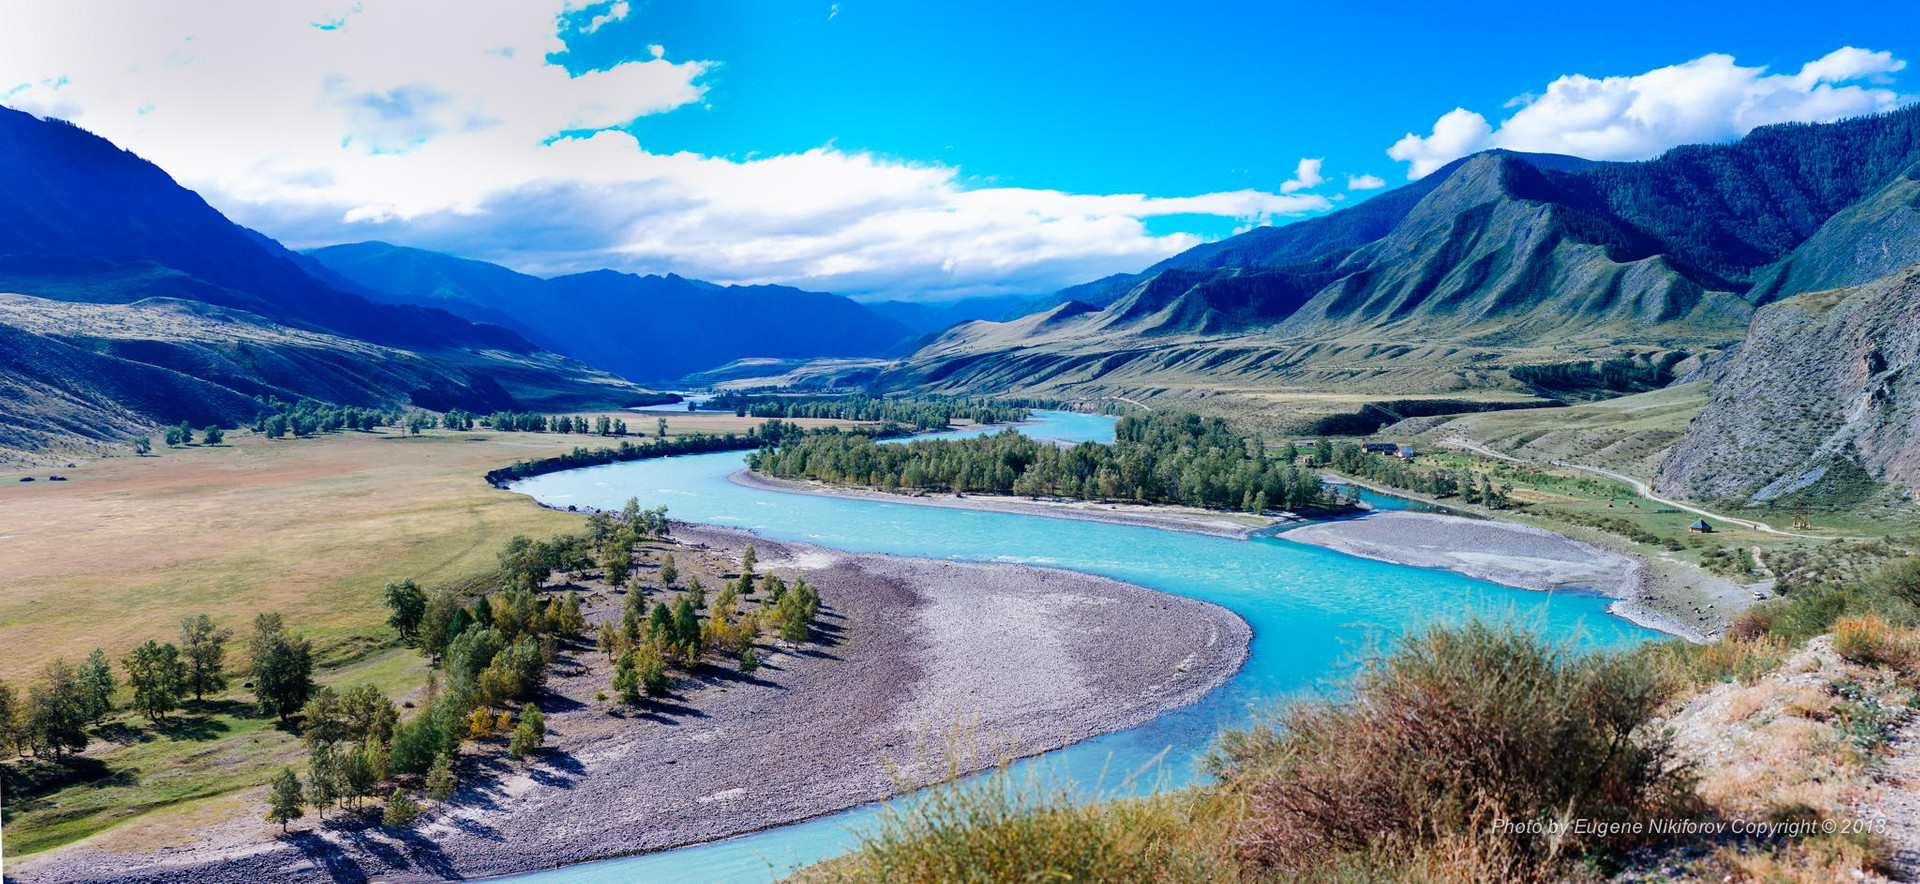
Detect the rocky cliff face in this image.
<box><xmin>1656</xmin><ymin>264</ymin><xmax>1920</xmax><ymax>505</ymax></box>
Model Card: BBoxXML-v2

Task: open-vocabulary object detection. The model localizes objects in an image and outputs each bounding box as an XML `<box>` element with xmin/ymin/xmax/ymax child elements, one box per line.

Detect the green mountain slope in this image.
<box><xmin>884</xmin><ymin>106</ymin><xmax>1920</xmax><ymax>422</ymax></box>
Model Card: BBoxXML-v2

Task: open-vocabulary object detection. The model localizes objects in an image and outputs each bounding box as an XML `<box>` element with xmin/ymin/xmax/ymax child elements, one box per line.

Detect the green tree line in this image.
<box><xmin>750</xmin><ymin>411</ymin><xmax>1339</xmax><ymax>513</ymax></box>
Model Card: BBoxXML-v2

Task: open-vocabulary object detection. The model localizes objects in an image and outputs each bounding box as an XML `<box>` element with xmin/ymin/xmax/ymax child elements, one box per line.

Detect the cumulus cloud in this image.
<box><xmin>1345</xmin><ymin>173</ymin><xmax>1386</xmax><ymax>190</ymax></box>
<box><xmin>1387</xmin><ymin>48</ymin><xmax>1912</xmax><ymax>179</ymax></box>
<box><xmin>0</xmin><ymin>0</ymin><xmax>1330</xmax><ymax>300</ymax></box>
<box><xmin>1279</xmin><ymin>157</ymin><xmax>1325</xmax><ymax>192</ymax></box>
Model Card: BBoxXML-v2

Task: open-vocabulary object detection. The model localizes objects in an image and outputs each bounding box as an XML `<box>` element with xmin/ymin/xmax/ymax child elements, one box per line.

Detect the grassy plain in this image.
<box><xmin>0</xmin><ymin>412</ymin><xmax>860</xmax><ymax>856</ymax></box>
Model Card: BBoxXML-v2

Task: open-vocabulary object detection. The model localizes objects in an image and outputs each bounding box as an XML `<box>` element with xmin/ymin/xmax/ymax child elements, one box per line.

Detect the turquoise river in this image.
<box><xmin>501</xmin><ymin>411</ymin><xmax>1659</xmax><ymax>882</ymax></box>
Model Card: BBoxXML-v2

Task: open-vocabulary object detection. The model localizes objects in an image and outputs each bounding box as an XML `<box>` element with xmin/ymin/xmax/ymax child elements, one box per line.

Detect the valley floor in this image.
<box><xmin>9</xmin><ymin>526</ymin><xmax>1248</xmax><ymax>884</ymax></box>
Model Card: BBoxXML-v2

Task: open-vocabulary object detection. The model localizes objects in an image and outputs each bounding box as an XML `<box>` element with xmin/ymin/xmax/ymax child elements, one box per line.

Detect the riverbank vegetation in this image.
<box><xmin>485</xmin><ymin>418</ymin><xmax>915</xmax><ymax>487</ymax></box>
<box><xmin>712</xmin><ymin>394</ymin><xmax>1037</xmax><ymax>430</ymax></box>
<box><xmin>751</xmin><ymin>411</ymin><xmax>1340</xmax><ymax>513</ymax></box>
<box><xmin>801</xmin><ymin>554</ymin><xmax>1920</xmax><ymax>883</ymax></box>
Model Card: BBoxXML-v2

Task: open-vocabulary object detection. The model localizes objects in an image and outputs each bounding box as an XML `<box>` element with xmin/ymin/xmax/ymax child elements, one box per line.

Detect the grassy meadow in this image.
<box><xmin>0</xmin><ymin>411</ymin><xmax>861</xmax><ymax>856</ymax></box>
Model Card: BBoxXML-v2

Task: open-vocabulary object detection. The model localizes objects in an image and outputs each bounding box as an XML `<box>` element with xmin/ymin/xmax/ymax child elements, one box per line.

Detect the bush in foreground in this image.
<box><xmin>1209</xmin><ymin>619</ymin><xmax>1694</xmax><ymax>881</ymax></box>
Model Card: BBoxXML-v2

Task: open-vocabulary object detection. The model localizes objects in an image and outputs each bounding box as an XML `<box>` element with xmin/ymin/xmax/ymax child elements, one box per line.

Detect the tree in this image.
<box><xmin>382</xmin><ymin>789</ymin><xmax>422</xmax><ymax>828</ymax></box>
<box><xmin>605</xmin><ymin>544</ymin><xmax>632</xmax><ymax>588</ymax></box>
<box><xmin>178</xmin><ymin>614</ymin><xmax>231</xmax><ymax>701</ymax></box>
<box><xmin>740</xmin><ymin>544</ymin><xmax>757</xmax><ymax>580</ymax></box>
<box><xmin>658</xmin><ymin>554</ymin><xmax>678</xmax><ymax>588</ymax></box>
<box><xmin>738</xmin><ymin>647</ymin><xmax>760</xmax><ymax>674</ymax></box>
<box><xmin>203</xmin><ymin>425</ymin><xmax>225</xmax><ymax>445</ymax></box>
<box><xmin>647</xmin><ymin>603</ymin><xmax>675</xmax><ymax>648</ymax></box>
<box><xmin>0</xmin><ymin>679</ymin><xmax>16</xmax><ymax>756</ymax></box>
<box><xmin>176</xmin><ymin>420</ymin><xmax>194</xmax><ymax>446</ymax></box>
<box><xmin>424</xmin><ymin>752</ymin><xmax>458</xmax><ymax>802</ymax></box>
<box><xmin>508</xmin><ymin>703</ymin><xmax>545</xmax><ymax>757</ymax></box>
<box><xmin>554</xmin><ymin>592</ymin><xmax>587</xmax><ymax>638</ymax></box>
<box><xmin>249</xmin><ymin>613</ymin><xmax>315</xmax><ymax>722</ymax></box>
<box><xmin>341</xmin><ymin>743</ymin><xmax>380</xmax><ymax>809</ymax></box>
<box><xmin>673</xmin><ymin>596</ymin><xmax>703</xmax><ymax>660</ymax></box>
<box><xmin>657</xmin><ymin>417</ymin><xmax>669</xmax><ymax>438</ymax></box>
<box><xmin>78</xmin><ymin>648</ymin><xmax>116</xmax><ymax>723</ymax></box>
<box><xmin>132</xmin><ymin>436</ymin><xmax>152</xmax><ymax>456</ymax></box>
<box><xmin>122</xmin><ymin>640</ymin><xmax>188</xmax><ymax>723</ymax></box>
<box><xmin>267</xmin><ymin>766</ymin><xmax>306</xmax><ymax>832</ymax></box>
<box><xmin>383</xmin><ymin>579</ymin><xmax>428</xmax><ymax>645</ymax></box>
<box><xmin>419</xmin><ymin>584</ymin><xmax>465</xmax><ymax>661</ymax></box>
<box><xmin>307</xmin><ymin>742</ymin><xmax>343</xmax><ymax>819</ymax></box>
<box><xmin>24</xmin><ymin>660</ymin><xmax>90</xmax><ymax>760</ymax></box>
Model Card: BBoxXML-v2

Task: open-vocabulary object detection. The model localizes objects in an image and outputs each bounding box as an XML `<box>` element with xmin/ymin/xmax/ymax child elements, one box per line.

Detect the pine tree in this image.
<box><xmin>267</xmin><ymin>766</ymin><xmax>305</xmax><ymax>832</ymax></box>
<box><xmin>658</xmin><ymin>554</ymin><xmax>678</xmax><ymax>588</ymax></box>
<box><xmin>606</xmin><ymin>544</ymin><xmax>632</xmax><ymax>588</ymax></box>
<box><xmin>738</xmin><ymin>647</ymin><xmax>760</xmax><ymax>674</ymax></box>
<box><xmin>673</xmin><ymin>596</ymin><xmax>702</xmax><ymax>660</ymax></box>
<box><xmin>508</xmin><ymin>703</ymin><xmax>545</xmax><ymax>757</ymax></box>
<box><xmin>424</xmin><ymin>752</ymin><xmax>458</xmax><ymax>801</ymax></box>
<box><xmin>740</xmin><ymin>544</ymin><xmax>757</xmax><ymax>580</ymax></box>
<box><xmin>382</xmin><ymin>789</ymin><xmax>421</xmax><ymax>828</ymax></box>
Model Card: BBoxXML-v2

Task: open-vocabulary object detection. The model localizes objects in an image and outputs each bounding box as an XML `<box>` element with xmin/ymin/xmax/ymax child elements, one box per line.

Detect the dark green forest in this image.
<box><xmin>749</xmin><ymin>411</ymin><xmax>1339</xmax><ymax>513</ymax></box>
<box><xmin>711</xmin><ymin>394</ymin><xmax>1035</xmax><ymax>430</ymax></box>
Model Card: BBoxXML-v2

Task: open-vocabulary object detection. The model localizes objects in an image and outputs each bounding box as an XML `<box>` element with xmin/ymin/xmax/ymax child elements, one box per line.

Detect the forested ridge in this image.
<box><xmin>749</xmin><ymin>411</ymin><xmax>1340</xmax><ymax>513</ymax></box>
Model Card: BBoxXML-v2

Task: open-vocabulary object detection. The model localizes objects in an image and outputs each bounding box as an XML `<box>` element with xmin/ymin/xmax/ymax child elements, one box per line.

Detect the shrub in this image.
<box><xmin>382</xmin><ymin>789</ymin><xmax>422</xmax><ymax>828</ymax></box>
<box><xmin>1832</xmin><ymin>614</ymin><xmax>1919</xmax><ymax>669</ymax></box>
<box><xmin>1208</xmin><ymin>619</ymin><xmax>1694</xmax><ymax>880</ymax></box>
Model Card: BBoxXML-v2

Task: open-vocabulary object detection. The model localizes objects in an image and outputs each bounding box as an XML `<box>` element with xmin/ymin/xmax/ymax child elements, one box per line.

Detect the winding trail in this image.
<box><xmin>1431</xmin><ymin>437</ymin><xmax>1839</xmax><ymax>540</ymax></box>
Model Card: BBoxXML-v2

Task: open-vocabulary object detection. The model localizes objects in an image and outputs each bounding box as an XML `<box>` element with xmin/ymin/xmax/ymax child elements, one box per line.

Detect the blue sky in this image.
<box><xmin>4</xmin><ymin>0</ymin><xmax>1918</xmax><ymax>299</ymax></box>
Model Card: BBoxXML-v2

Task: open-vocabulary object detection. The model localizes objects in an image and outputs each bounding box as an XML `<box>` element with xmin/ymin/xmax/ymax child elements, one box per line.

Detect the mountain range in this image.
<box><xmin>301</xmin><ymin>242</ymin><xmax>922</xmax><ymax>383</ymax></box>
<box><xmin>8</xmin><ymin>97</ymin><xmax>1920</xmax><ymax>507</ymax></box>
<box><xmin>847</xmin><ymin>107</ymin><xmax>1920</xmax><ymax>498</ymax></box>
<box><xmin>0</xmin><ymin>107</ymin><xmax>654</xmax><ymax>460</ymax></box>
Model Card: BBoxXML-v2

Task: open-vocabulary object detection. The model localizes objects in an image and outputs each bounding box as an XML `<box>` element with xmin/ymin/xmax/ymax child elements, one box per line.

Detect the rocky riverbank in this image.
<box><xmin>1280</xmin><ymin>509</ymin><xmax>1752</xmax><ymax>642</ymax></box>
<box><xmin>14</xmin><ymin>526</ymin><xmax>1249</xmax><ymax>884</ymax></box>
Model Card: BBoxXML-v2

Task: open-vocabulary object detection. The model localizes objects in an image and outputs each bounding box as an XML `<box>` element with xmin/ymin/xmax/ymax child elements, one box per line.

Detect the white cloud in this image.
<box><xmin>582</xmin><ymin>1</ymin><xmax>629</xmax><ymax>34</ymax></box>
<box><xmin>1345</xmin><ymin>173</ymin><xmax>1386</xmax><ymax>190</ymax></box>
<box><xmin>1387</xmin><ymin>48</ymin><xmax>1911</xmax><ymax>179</ymax></box>
<box><xmin>1387</xmin><ymin>107</ymin><xmax>1495</xmax><ymax>178</ymax></box>
<box><xmin>0</xmin><ymin>0</ymin><xmax>1330</xmax><ymax>300</ymax></box>
<box><xmin>1279</xmin><ymin>157</ymin><xmax>1324</xmax><ymax>192</ymax></box>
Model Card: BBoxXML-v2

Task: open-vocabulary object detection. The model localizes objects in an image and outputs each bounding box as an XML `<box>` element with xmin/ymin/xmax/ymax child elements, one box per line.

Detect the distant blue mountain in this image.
<box><xmin>304</xmin><ymin>242</ymin><xmax>917</xmax><ymax>382</ymax></box>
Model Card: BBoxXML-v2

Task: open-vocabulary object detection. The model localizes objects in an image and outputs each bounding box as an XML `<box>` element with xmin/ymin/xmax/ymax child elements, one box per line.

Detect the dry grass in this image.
<box><xmin>1833</xmin><ymin>614</ymin><xmax>1920</xmax><ymax>669</ymax></box>
<box><xmin>0</xmin><ymin>414</ymin><xmax>854</xmax><ymax>685</ymax></box>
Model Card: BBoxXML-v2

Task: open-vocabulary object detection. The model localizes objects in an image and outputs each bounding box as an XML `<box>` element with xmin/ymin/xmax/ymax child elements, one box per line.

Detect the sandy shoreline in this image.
<box><xmin>729</xmin><ymin>470</ymin><xmax>1282</xmax><ymax>539</ymax></box>
<box><xmin>17</xmin><ymin>526</ymin><xmax>1249</xmax><ymax>884</ymax></box>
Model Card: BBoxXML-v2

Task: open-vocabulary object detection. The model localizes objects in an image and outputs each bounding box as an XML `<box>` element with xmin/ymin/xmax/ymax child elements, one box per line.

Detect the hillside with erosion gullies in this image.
<box><xmin>1657</xmin><ymin>262</ymin><xmax>1920</xmax><ymax>509</ymax></box>
<box><xmin>875</xmin><ymin>107</ymin><xmax>1920</xmax><ymax>437</ymax></box>
<box><xmin>0</xmin><ymin>107</ymin><xmax>658</xmax><ymax>463</ymax></box>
